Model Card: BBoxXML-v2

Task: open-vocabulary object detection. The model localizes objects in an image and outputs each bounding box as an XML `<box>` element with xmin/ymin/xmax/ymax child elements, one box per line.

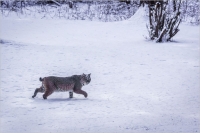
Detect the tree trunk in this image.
<box><xmin>145</xmin><ymin>0</ymin><xmax>182</xmax><ymax>42</ymax></box>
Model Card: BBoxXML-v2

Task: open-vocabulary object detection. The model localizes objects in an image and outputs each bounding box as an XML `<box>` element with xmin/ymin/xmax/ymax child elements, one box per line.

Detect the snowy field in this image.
<box><xmin>0</xmin><ymin>7</ymin><xmax>200</xmax><ymax>133</ymax></box>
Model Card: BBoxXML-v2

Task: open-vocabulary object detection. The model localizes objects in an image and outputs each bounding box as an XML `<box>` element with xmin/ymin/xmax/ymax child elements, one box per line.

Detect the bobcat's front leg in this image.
<box><xmin>74</xmin><ymin>89</ymin><xmax>88</xmax><ymax>98</ymax></box>
<box><xmin>69</xmin><ymin>90</ymin><xmax>73</xmax><ymax>98</ymax></box>
<box><xmin>32</xmin><ymin>86</ymin><xmax>45</xmax><ymax>98</ymax></box>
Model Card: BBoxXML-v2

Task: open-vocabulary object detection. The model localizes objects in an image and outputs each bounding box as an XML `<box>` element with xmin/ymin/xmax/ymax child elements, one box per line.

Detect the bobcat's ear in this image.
<box><xmin>89</xmin><ymin>73</ymin><xmax>91</xmax><ymax>76</ymax></box>
<box><xmin>82</xmin><ymin>73</ymin><xmax>86</xmax><ymax>77</ymax></box>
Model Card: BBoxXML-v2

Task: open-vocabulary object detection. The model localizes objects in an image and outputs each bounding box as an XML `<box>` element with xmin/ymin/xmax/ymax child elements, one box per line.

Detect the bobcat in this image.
<box><xmin>32</xmin><ymin>73</ymin><xmax>91</xmax><ymax>99</ymax></box>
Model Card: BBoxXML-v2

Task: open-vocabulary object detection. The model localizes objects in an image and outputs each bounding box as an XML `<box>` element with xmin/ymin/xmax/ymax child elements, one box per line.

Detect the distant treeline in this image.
<box><xmin>0</xmin><ymin>0</ymin><xmax>199</xmax><ymax>24</ymax></box>
<box><xmin>0</xmin><ymin>0</ymin><xmax>140</xmax><ymax>21</ymax></box>
<box><xmin>0</xmin><ymin>0</ymin><xmax>139</xmax><ymax>8</ymax></box>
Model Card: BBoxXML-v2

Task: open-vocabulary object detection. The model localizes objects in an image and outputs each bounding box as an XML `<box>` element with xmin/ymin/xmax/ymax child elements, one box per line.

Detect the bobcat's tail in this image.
<box><xmin>39</xmin><ymin>77</ymin><xmax>44</xmax><ymax>82</ymax></box>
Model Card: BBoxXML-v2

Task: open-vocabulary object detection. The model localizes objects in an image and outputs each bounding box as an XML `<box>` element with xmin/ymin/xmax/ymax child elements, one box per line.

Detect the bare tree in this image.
<box><xmin>145</xmin><ymin>0</ymin><xmax>182</xmax><ymax>42</ymax></box>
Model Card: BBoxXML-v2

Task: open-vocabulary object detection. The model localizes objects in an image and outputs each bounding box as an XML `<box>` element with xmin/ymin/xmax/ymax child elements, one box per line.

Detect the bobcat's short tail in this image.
<box><xmin>39</xmin><ymin>77</ymin><xmax>44</xmax><ymax>82</ymax></box>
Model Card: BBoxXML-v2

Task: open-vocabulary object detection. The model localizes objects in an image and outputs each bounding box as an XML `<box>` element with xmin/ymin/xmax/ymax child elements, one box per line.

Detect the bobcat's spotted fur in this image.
<box><xmin>32</xmin><ymin>73</ymin><xmax>91</xmax><ymax>99</ymax></box>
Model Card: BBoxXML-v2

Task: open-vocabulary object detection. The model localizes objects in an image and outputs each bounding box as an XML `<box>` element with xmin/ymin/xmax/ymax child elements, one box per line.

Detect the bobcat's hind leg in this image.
<box><xmin>43</xmin><ymin>83</ymin><xmax>56</xmax><ymax>99</ymax></box>
<box><xmin>43</xmin><ymin>90</ymin><xmax>54</xmax><ymax>99</ymax></box>
<box><xmin>32</xmin><ymin>86</ymin><xmax>45</xmax><ymax>98</ymax></box>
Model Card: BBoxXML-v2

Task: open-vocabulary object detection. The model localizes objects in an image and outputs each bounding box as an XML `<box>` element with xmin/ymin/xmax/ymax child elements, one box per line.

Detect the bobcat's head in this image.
<box><xmin>81</xmin><ymin>73</ymin><xmax>91</xmax><ymax>86</ymax></box>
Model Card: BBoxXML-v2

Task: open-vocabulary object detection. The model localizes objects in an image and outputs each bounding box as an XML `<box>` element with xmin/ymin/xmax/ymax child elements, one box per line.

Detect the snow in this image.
<box><xmin>0</xmin><ymin>7</ymin><xmax>200</xmax><ymax>133</ymax></box>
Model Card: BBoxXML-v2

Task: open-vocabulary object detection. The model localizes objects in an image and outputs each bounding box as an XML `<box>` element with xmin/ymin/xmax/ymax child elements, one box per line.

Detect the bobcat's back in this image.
<box><xmin>44</xmin><ymin>76</ymin><xmax>76</xmax><ymax>92</ymax></box>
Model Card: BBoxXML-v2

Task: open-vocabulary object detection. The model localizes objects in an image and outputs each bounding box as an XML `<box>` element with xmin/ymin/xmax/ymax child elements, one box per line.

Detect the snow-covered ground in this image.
<box><xmin>0</xmin><ymin>7</ymin><xmax>199</xmax><ymax>133</ymax></box>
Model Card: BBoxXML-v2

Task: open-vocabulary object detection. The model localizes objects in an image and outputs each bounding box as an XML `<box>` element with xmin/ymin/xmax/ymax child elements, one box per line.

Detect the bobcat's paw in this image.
<box><xmin>43</xmin><ymin>95</ymin><xmax>47</xmax><ymax>100</ymax></box>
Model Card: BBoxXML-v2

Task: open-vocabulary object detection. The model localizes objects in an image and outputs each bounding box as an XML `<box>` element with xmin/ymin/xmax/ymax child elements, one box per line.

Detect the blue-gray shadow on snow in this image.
<box><xmin>31</xmin><ymin>96</ymin><xmax>98</xmax><ymax>103</ymax></box>
<box><xmin>47</xmin><ymin>98</ymin><xmax>89</xmax><ymax>102</ymax></box>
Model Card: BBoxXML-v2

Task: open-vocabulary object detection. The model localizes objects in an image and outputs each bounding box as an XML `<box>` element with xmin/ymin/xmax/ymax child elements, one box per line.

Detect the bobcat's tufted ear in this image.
<box><xmin>81</xmin><ymin>73</ymin><xmax>86</xmax><ymax>78</ymax></box>
<box><xmin>89</xmin><ymin>73</ymin><xmax>91</xmax><ymax>76</ymax></box>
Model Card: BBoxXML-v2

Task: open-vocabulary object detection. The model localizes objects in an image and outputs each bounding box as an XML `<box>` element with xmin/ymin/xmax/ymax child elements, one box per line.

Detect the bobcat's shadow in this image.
<box><xmin>47</xmin><ymin>98</ymin><xmax>89</xmax><ymax>102</ymax></box>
